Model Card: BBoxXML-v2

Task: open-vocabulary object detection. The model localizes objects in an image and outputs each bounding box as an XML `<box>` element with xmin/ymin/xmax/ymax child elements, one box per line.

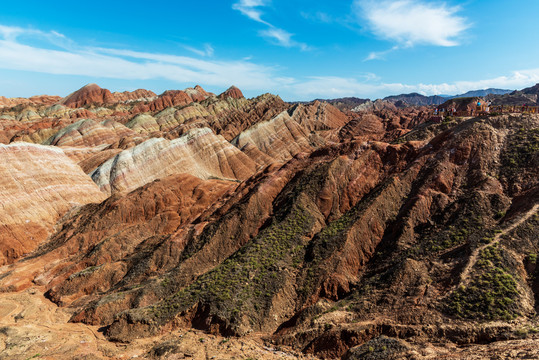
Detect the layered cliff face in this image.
<box><xmin>91</xmin><ymin>127</ymin><xmax>258</xmax><ymax>195</ymax></box>
<box><xmin>44</xmin><ymin>118</ymin><xmax>136</xmax><ymax>147</ymax></box>
<box><xmin>1</xmin><ymin>84</ymin><xmax>538</xmax><ymax>359</ymax></box>
<box><xmin>0</xmin><ymin>143</ymin><xmax>107</xmax><ymax>266</ymax></box>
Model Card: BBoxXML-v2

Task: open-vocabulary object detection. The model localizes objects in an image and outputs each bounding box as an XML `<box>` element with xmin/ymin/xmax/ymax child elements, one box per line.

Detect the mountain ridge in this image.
<box><xmin>0</xmin><ymin>83</ymin><xmax>538</xmax><ymax>359</ymax></box>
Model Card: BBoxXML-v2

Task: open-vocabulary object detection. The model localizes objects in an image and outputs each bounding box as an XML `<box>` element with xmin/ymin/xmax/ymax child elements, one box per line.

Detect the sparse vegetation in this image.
<box><xmin>447</xmin><ymin>245</ymin><xmax>520</xmax><ymax>320</ymax></box>
<box><xmin>68</xmin><ymin>265</ymin><xmax>100</xmax><ymax>280</ymax></box>
<box><xmin>514</xmin><ymin>325</ymin><xmax>539</xmax><ymax>338</ymax></box>
<box><xmin>499</xmin><ymin>127</ymin><xmax>539</xmax><ymax>189</ymax></box>
<box><xmin>424</xmin><ymin>213</ymin><xmax>483</xmax><ymax>253</ymax></box>
<box><xmin>151</xmin><ymin>198</ymin><xmax>314</xmax><ymax>331</ymax></box>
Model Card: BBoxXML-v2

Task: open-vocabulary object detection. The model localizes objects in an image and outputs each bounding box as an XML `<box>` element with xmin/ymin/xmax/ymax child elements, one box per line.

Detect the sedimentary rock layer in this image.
<box><xmin>0</xmin><ymin>143</ymin><xmax>106</xmax><ymax>265</ymax></box>
<box><xmin>91</xmin><ymin>127</ymin><xmax>257</xmax><ymax>194</ymax></box>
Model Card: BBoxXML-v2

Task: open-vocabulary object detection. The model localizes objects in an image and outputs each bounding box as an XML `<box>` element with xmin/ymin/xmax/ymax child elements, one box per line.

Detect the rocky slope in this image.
<box><xmin>0</xmin><ymin>84</ymin><xmax>538</xmax><ymax>359</ymax></box>
<box><xmin>489</xmin><ymin>83</ymin><xmax>539</xmax><ymax>105</ymax></box>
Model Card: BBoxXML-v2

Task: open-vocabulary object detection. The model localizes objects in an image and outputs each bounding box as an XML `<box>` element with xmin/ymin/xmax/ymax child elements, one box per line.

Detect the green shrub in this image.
<box><xmin>446</xmin><ymin>245</ymin><xmax>519</xmax><ymax>320</ymax></box>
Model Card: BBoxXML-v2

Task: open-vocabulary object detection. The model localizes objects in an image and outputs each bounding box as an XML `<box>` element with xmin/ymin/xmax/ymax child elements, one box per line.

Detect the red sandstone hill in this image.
<box><xmin>60</xmin><ymin>83</ymin><xmax>116</xmax><ymax>108</ymax></box>
<box><xmin>60</xmin><ymin>83</ymin><xmax>159</xmax><ymax>108</ymax></box>
<box><xmin>0</xmin><ymin>84</ymin><xmax>538</xmax><ymax>359</ymax></box>
<box><xmin>219</xmin><ymin>85</ymin><xmax>244</xmax><ymax>99</ymax></box>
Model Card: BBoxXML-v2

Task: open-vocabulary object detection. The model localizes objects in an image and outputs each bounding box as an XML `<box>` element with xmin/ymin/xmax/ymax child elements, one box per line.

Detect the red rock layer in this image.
<box><xmin>219</xmin><ymin>86</ymin><xmax>244</xmax><ymax>99</ymax></box>
<box><xmin>133</xmin><ymin>90</ymin><xmax>195</xmax><ymax>114</ymax></box>
<box><xmin>60</xmin><ymin>84</ymin><xmax>116</xmax><ymax>108</ymax></box>
<box><xmin>185</xmin><ymin>85</ymin><xmax>213</xmax><ymax>102</ymax></box>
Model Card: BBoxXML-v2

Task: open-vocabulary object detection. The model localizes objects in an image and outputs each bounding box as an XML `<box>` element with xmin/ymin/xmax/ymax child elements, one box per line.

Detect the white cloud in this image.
<box><xmin>1</xmin><ymin>24</ymin><xmax>538</xmax><ymax>102</ymax></box>
<box><xmin>364</xmin><ymin>45</ymin><xmax>400</xmax><ymax>61</ymax></box>
<box><xmin>0</xmin><ymin>25</ymin><xmax>24</xmax><ymax>40</ymax></box>
<box><xmin>285</xmin><ymin>70</ymin><xmax>539</xmax><ymax>101</ymax></box>
<box><xmin>408</xmin><ymin>70</ymin><xmax>539</xmax><ymax>95</ymax></box>
<box><xmin>184</xmin><ymin>43</ymin><xmax>214</xmax><ymax>57</ymax></box>
<box><xmin>0</xmin><ymin>25</ymin><xmax>71</xmax><ymax>49</ymax></box>
<box><xmin>0</xmin><ymin>25</ymin><xmax>289</xmax><ymax>91</ymax></box>
<box><xmin>364</xmin><ymin>52</ymin><xmax>382</xmax><ymax>61</ymax></box>
<box><xmin>356</xmin><ymin>0</ymin><xmax>469</xmax><ymax>47</ymax></box>
<box><xmin>300</xmin><ymin>11</ymin><xmax>334</xmax><ymax>24</ymax></box>
<box><xmin>232</xmin><ymin>0</ymin><xmax>309</xmax><ymax>50</ymax></box>
<box><xmin>232</xmin><ymin>0</ymin><xmax>271</xmax><ymax>26</ymax></box>
<box><xmin>260</xmin><ymin>28</ymin><xmax>310</xmax><ymax>51</ymax></box>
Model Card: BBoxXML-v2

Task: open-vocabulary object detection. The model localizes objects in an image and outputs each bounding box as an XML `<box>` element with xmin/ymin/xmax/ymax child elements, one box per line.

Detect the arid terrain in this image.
<box><xmin>0</xmin><ymin>83</ymin><xmax>538</xmax><ymax>359</ymax></box>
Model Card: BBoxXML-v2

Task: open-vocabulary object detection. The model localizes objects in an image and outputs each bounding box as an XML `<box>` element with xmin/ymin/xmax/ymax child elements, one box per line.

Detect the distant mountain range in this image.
<box><xmin>305</xmin><ymin>88</ymin><xmax>514</xmax><ymax>110</ymax></box>
<box><xmin>383</xmin><ymin>93</ymin><xmax>448</xmax><ymax>106</ymax></box>
<box><xmin>450</xmin><ymin>88</ymin><xmax>514</xmax><ymax>98</ymax></box>
<box><xmin>487</xmin><ymin>83</ymin><xmax>539</xmax><ymax>105</ymax></box>
<box><xmin>383</xmin><ymin>88</ymin><xmax>513</xmax><ymax>107</ymax></box>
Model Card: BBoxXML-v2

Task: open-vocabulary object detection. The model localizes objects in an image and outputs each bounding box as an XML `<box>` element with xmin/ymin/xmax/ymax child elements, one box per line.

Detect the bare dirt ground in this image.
<box><xmin>2</xmin><ymin>281</ymin><xmax>539</xmax><ymax>359</ymax></box>
<box><xmin>420</xmin><ymin>337</ymin><xmax>539</xmax><ymax>359</ymax></box>
<box><xmin>0</xmin><ymin>287</ymin><xmax>317</xmax><ymax>360</ymax></box>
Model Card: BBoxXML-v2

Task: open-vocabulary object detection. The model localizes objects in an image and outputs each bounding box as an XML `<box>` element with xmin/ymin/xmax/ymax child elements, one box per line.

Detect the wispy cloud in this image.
<box><xmin>232</xmin><ymin>0</ymin><xmax>272</xmax><ymax>26</ymax></box>
<box><xmin>232</xmin><ymin>0</ymin><xmax>309</xmax><ymax>50</ymax></box>
<box><xmin>300</xmin><ymin>11</ymin><xmax>335</xmax><ymax>24</ymax></box>
<box><xmin>364</xmin><ymin>45</ymin><xmax>400</xmax><ymax>61</ymax></box>
<box><xmin>355</xmin><ymin>0</ymin><xmax>469</xmax><ymax>47</ymax></box>
<box><xmin>0</xmin><ymin>24</ymin><xmax>29</xmax><ymax>40</ymax></box>
<box><xmin>285</xmin><ymin>70</ymin><xmax>539</xmax><ymax>100</ymax></box>
<box><xmin>1</xmin><ymin>24</ymin><xmax>538</xmax><ymax>101</ymax></box>
<box><xmin>0</xmin><ymin>24</ymin><xmax>290</xmax><ymax>91</ymax></box>
<box><xmin>184</xmin><ymin>43</ymin><xmax>214</xmax><ymax>57</ymax></box>
<box><xmin>260</xmin><ymin>28</ymin><xmax>309</xmax><ymax>51</ymax></box>
<box><xmin>0</xmin><ymin>24</ymin><xmax>74</xmax><ymax>50</ymax></box>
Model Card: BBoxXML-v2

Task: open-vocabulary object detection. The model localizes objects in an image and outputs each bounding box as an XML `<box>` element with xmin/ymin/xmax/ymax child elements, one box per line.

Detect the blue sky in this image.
<box><xmin>0</xmin><ymin>0</ymin><xmax>538</xmax><ymax>101</ymax></box>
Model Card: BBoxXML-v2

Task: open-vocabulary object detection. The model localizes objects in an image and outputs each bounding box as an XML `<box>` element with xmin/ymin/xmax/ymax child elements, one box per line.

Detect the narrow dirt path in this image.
<box><xmin>459</xmin><ymin>203</ymin><xmax>539</xmax><ymax>285</ymax></box>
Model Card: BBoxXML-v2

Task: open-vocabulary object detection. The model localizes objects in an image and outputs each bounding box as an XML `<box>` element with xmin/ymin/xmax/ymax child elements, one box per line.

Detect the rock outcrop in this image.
<box><xmin>60</xmin><ymin>85</ymin><xmax>157</xmax><ymax>109</ymax></box>
<box><xmin>132</xmin><ymin>87</ymin><xmax>212</xmax><ymax>114</ymax></box>
<box><xmin>351</xmin><ymin>99</ymin><xmax>398</xmax><ymax>113</ymax></box>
